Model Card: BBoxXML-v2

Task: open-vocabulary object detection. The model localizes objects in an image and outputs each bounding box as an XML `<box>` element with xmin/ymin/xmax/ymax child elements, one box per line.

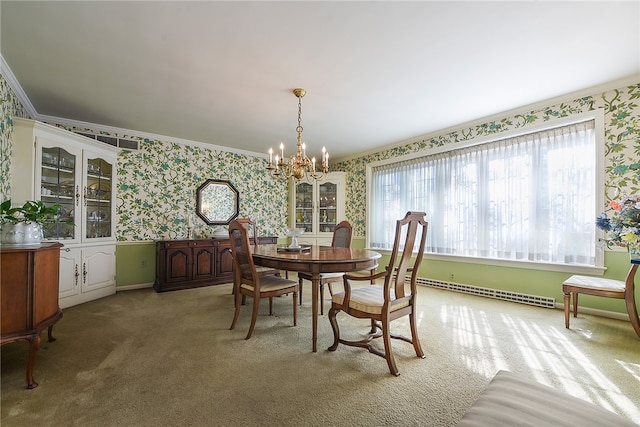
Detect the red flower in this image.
<box><xmin>610</xmin><ymin>200</ymin><xmax>623</xmax><ymax>211</ymax></box>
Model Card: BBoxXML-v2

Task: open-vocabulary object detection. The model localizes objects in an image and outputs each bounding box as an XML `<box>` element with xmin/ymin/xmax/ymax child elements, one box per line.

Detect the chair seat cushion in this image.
<box><xmin>318</xmin><ymin>272</ymin><xmax>344</xmax><ymax>280</ymax></box>
<box><xmin>299</xmin><ymin>271</ymin><xmax>344</xmax><ymax>280</ymax></box>
<box><xmin>332</xmin><ymin>285</ymin><xmax>409</xmax><ymax>314</ymax></box>
<box><xmin>241</xmin><ymin>275</ymin><xmax>297</xmax><ymax>293</ymax></box>
<box><xmin>563</xmin><ymin>275</ymin><xmax>625</xmax><ymax>292</ymax></box>
<box><xmin>255</xmin><ymin>266</ymin><xmax>279</xmax><ymax>275</ymax></box>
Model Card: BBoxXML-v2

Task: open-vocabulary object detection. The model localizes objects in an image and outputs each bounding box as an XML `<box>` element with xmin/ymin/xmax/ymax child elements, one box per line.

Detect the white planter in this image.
<box><xmin>1</xmin><ymin>222</ymin><xmax>44</xmax><ymax>245</ymax></box>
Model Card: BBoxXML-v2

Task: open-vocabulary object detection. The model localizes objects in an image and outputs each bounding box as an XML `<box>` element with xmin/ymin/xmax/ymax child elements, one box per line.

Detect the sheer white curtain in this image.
<box><xmin>370</xmin><ymin>120</ymin><xmax>596</xmax><ymax>266</ymax></box>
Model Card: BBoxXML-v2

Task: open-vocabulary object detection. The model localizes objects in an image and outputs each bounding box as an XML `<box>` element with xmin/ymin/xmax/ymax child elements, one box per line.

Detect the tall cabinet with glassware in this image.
<box><xmin>11</xmin><ymin>118</ymin><xmax>118</xmax><ymax>308</ymax></box>
<box><xmin>288</xmin><ymin>172</ymin><xmax>346</xmax><ymax>246</ymax></box>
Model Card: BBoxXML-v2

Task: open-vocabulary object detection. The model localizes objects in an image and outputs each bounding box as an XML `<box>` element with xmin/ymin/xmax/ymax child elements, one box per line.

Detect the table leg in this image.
<box><xmin>311</xmin><ymin>274</ymin><xmax>320</xmax><ymax>352</ymax></box>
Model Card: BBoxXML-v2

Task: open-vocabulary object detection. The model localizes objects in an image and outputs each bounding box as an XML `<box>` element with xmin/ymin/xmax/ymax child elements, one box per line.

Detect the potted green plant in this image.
<box><xmin>1</xmin><ymin>199</ymin><xmax>63</xmax><ymax>244</ymax></box>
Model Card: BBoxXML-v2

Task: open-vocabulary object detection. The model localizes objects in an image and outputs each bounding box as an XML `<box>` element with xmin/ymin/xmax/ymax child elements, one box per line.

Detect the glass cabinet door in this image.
<box><xmin>318</xmin><ymin>181</ymin><xmax>338</xmax><ymax>233</ymax></box>
<box><xmin>40</xmin><ymin>147</ymin><xmax>78</xmax><ymax>240</ymax></box>
<box><xmin>294</xmin><ymin>182</ymin><xmax>313</xmax><ymax>232</ymax></box>
<box><xmin>85</xmin><ymin>157</ymin><xmax>113</xmax><ymax>239</ymax></box>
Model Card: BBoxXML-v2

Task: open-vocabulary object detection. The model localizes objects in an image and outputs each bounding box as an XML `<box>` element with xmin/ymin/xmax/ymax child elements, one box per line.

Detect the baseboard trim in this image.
<box><xmin>116</xmin><ymin>282</ymin><xmax>154</xmax><ymax>291</ymax></box>
<box><xmin>553</xmin><ymin>302</ymin><xmax>629</xmax><ymax>322</ymax></box>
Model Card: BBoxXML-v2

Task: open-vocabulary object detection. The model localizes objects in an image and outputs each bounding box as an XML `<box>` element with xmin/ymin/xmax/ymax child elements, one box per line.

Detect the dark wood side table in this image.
<box><xmin>154</xmin><ymin>237</ymin><xmax>278</xmax><ymax>292</ymax></box>
<box><xmin>1</xmin><ymin>242</ymin><xmax>63</xmax><ymax>389</ymax></box>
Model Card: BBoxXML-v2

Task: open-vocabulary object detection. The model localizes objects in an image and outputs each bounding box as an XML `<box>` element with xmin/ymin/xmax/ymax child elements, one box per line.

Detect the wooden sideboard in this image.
<box><xmin>1</xmin><ymin>242</ymin><xmax>63</xmax><ymax>389</ymax></box>
<box><xmin>154</xmin><ymin>237</ymin><xmax>277</xmax><ymax>292</ymax></box>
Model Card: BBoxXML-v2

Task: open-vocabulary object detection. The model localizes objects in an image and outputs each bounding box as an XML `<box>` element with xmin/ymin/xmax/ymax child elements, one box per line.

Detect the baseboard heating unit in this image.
<box><xmin>412</xmin><ymin>277</ymin><xmax>556</xmax><ymax>309</ymax></box>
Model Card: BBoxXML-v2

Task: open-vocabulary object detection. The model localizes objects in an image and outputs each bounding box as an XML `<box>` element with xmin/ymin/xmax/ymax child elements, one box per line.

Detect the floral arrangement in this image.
<box><xmin>596</xmin><ymin>195</ymin><xmax>640</xmax><ymax>249</ymax></box>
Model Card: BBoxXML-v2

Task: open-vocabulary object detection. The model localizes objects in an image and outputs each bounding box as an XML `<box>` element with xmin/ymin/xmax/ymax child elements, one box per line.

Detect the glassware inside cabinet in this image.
<box><xmin>295</xmin><ymin>182</ymin><xmax>313</xmax><ymax>232</ymax></box>
<box><xmin>319</xmin><ymin>182</ymin><xmax>338</xmax><ymax>233</ymax></box>
<box><xmin>85</xmin><ymin>157</ymin><xmax>113</xmax><ymax>239</ymax></box>
<box><xmin>40</xmin><ymin>147</ymin><xmax>76</xmax><ymax>240</ymax></box>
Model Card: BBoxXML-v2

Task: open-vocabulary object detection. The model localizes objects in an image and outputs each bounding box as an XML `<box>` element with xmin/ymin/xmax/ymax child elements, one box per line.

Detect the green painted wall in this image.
<box><xmin>352</xmin><ymin>237</ymin><xmax>636</xmax><ymax>314</ymax></box>
<box><xmin>116</xmin><ymin>243</ymin><xmax>156</xmax><ymax>287</ymax></box>
<box><xmin>116</xmin><ymin>239</ymin><xmax>636</xmax><ymax>315</ymax></box>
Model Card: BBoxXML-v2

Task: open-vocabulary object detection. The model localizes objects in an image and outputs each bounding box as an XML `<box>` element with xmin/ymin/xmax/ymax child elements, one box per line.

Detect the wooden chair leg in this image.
<box><xmin>327</xmin><ymin>307</ymin><xmax>341</xmax><ymax>351</ymax></box>
<box><xmin>409</xmin><ymin>311</ymin><xmax>425</xmax><ymax>358</ymax></box>
<box><xmin>381</xmin><ymin>319</ymin><xmax>399</xmax><ymax>376</ymax></box>
<box><xmin>269</xmin><ymin>297</ymin><xmax>273</xmax><ymax>315</ymax></box>
<box><xmin>369</xmin><ymin>318</ymin><xmax>377</xmax><ymax>334</ymax></box>
<box><xmin>230</xmin><ymin>290</ymin><xmax>243</xmax><ymax>330</ymax></box>
<box><xmin>320</xmin><ymin>282</ymin><xmax>324</xmax><ymax>315</ymax></box>
<box><xmin>563</xmin><ymin>291</ymin><xmax>571</xmax><ymax>329</ymax></box>
<box><xmin>246</xmin><ymin>297</ymin><xmax>260</xmax><ymax>340</ymax></box>
<box><xmin>573</xmin><ymin>292</ymin><xmax>579</xmax><ymax>318</ymax></box>
<box><xmin>625</xmin><ymin>291</ymin><xmax>640</xmax><ymax>338</ymax></box>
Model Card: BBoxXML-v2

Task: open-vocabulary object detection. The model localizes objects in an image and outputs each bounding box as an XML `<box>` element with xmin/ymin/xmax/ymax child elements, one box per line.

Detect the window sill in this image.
<box><xmin>368</xmin><ymin>249</ymin><xmax>607</xmax><ymax>276</ymax></box>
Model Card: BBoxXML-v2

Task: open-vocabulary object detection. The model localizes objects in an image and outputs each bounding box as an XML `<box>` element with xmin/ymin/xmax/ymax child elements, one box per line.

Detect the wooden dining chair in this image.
<box><xmin>236</xmin><ymin>218</ymin><xmax>281</xmax><ymax>277</ymax></box>
<box><xmin>231</xmin><ymin>218</ymin><xmax>283</xmax><ymax>307</ymax></box>
<box><xmin>327</xmin><ymin>211</ymin><xmax>428</xmax><ymax>376</ymax></box>
<box><xmin>563</xmin><ymin>263</ymin><xmax>640</xmax><ymax>338</ymax></box>
<box><xmin>228</xmin><ymin>219</ymin><xmax>299</xmax><ymax>339</ymax></box>
<box><xmin>297</xmin><ymin>220</ymin><xmax>355</xmax><ymax>314</ymax></box>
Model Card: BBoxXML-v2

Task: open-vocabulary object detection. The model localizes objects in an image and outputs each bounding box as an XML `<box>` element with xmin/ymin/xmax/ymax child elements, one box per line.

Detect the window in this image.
<box><xmin>368</xmin><ymin>118</ymin><xmax>601</xmax><ymax>268</ymax></box>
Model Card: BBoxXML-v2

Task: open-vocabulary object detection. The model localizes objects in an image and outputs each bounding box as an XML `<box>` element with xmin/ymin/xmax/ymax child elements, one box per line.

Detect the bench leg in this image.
<box><xmin>563</xmin><ymin>291</ymin><xmax>570</xmax><ymax>329</ymax></box>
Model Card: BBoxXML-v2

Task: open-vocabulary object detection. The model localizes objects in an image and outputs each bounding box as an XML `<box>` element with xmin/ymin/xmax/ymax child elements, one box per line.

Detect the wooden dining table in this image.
<box><xmin>252</xmin><ymin>244</ymin><xmax>381</xmax><ymax>352</ymax></box>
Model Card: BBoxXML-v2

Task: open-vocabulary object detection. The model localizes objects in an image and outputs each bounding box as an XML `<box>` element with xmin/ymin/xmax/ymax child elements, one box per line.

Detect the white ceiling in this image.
<box><xmin>2</xmin><ymin>1</ymin><xmax>639</xmax><ymax>161</ymax></box>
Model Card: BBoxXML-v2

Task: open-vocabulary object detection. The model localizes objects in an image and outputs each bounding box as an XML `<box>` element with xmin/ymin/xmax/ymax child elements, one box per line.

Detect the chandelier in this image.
<box><xmin>266</xmin><ymin>88</ymin><xmax>328</xmax><ymax>181</ymax></box>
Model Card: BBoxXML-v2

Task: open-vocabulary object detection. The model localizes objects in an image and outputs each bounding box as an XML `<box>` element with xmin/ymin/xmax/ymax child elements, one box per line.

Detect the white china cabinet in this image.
<box><xmin>288</xmin><ymin>172</ymin><xmax>346</xmax><ymax>245</ymax></box>
<box><xmin>11</xmin><ymin>118</ymin><xmax>117</xmax><ymax>308</ymax></box>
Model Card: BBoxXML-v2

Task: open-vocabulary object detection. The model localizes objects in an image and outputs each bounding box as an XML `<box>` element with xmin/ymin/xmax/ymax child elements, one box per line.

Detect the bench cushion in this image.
<box><xmin>563</xmin><ymin>275</ymin><xmax>625</xmax><ymax>292</ymax></box>
<box><xmin>457</xmin><ymin>370</ymin><xmax>635</xmax><ymax>426</ymax></box>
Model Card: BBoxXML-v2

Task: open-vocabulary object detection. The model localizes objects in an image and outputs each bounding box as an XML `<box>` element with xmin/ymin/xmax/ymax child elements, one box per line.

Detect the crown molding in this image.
<box><xmin>1</xmin><ymin>54</ymin><xmax>266</xmax><ymax>158</ymax></box>
<box><xmin>37</xmin><ymin>114</ymin><xmax>265</xmax><ymax>158</ymax></box>
<box><xmin>0</xmin><ymin>54</ymin><xmax>37</xmax><ymax>119</ymax></box>
<box><xmin>334</xmin><ymin>74</ymin><xmax>640</xmax><ymax>164</ymax></box>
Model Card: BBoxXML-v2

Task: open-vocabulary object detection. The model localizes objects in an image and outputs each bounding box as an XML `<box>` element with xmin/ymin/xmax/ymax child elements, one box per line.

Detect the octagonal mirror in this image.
<box><xmin>196</xmin><ymin>179</ymin><xmax>239</xmax><ymax>225</ymax></box>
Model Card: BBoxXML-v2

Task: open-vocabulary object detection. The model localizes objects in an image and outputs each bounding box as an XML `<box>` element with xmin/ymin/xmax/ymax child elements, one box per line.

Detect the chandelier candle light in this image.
<box><xmin>267</xmin><ymin>88</ymin><xmax>329</xmax><ymax>181</ymax></box>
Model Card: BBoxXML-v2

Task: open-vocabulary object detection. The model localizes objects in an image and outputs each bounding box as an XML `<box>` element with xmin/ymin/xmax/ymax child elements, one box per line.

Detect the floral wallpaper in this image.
<box><xmin>335</xmin><ymin>82</ymin><xmax>640</xmax><ymax>238</ymax></box>
<box><xmin>115</xmin><ymin>140</ymin><xmax>287</xmax><ymax>241</ymax></box>
<box><xmin>0</xmin><ymin>74</ymin><xmax>31</xmax><ymax>201</ymax></box>
<box><xmin>0</xmin><ymin>74</ymin><xmax>288</xmax><ymax>241</ymax></box>
<box><xmin>2</xmin><ymin>69</ymin><xmax>638</xmax><ymax>246</ymax></box>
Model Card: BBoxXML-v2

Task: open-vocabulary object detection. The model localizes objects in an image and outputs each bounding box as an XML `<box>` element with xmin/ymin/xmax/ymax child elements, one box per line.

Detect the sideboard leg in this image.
<box><xmin>47</xmin><ymin>325</ymin><xmax>57</xmax><ymax>342</ymax></box>
<box><xmin>26</xmin><ymin>335</ymin><xmax>41</xmax><ymax>389</ymax></box>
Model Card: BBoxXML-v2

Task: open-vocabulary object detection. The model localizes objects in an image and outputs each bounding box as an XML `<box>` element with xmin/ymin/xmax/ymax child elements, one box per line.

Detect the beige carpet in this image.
<box><xmin>2</xmin><ymin>278</ymin><xmax>639</xmax><ymax>426</ymax></box>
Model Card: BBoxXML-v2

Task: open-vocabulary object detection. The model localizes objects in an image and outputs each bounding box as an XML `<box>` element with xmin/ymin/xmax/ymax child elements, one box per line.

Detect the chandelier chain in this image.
<box><xmin>296</xmin><ymin>96</ymin><xmax>303</xmax><ymax>134</ymax></box>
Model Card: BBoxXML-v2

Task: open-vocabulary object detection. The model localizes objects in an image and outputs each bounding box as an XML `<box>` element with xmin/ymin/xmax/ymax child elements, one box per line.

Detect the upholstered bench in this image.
<box><xmin>457</xmin><ymin>370</ymin><xmax>636</xmax><ymax>426</ymax></box>
<box><xmin>562</xmin><ymin>264</ymin><xmax>640</xmax><ymax>338</ymax></box>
